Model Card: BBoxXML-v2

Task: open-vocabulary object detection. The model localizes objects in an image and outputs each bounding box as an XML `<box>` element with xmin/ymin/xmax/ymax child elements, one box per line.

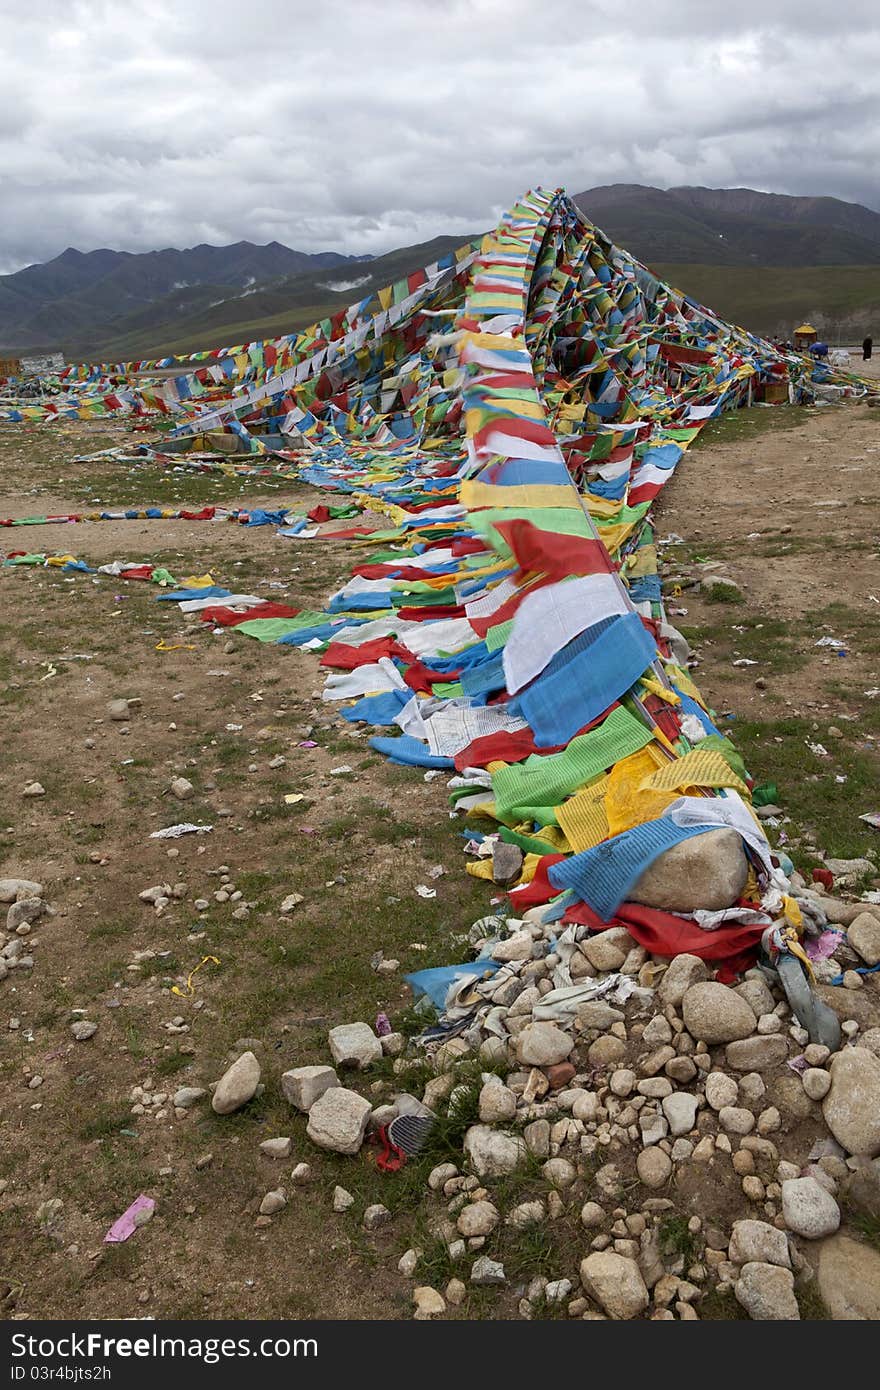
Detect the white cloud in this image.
<box><xmin>0</xmin><ymin>0</ymin><xmax>878</xmax><ymax>271</ymax></box>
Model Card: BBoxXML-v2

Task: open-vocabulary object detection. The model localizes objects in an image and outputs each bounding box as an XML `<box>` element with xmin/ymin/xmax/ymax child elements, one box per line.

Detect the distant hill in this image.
<box><xmin>0</xmin><ymin>241</ymin><xmax>368</xmax><ymax>353</ymax></box>
<box><xmin>66</xmin><ymin>234</ymin><xmax>475</xmax><ymax>362</ymax></box>
<box><xmin>573</xmin><ymin>184</ymin><xmax>880</xmax><ymax>266</ymax></box>
<box><xmin>5</xmin><ymin>183</ymin><xmax>880</xmax><ymax>361</ymax></box>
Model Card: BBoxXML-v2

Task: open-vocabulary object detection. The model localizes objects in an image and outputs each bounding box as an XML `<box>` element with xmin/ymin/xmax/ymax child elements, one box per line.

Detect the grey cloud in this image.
<box><xmin>0</xmin><ymin>0</ymin><xmax>878</xmax><ymax>273</ymax></box>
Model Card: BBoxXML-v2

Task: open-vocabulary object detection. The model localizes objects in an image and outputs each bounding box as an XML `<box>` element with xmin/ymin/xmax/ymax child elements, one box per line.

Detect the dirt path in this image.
<box><xmin>0</xmin><ymin>402</ymin><xmax>878</xmax><ymax>1320</ymax></box>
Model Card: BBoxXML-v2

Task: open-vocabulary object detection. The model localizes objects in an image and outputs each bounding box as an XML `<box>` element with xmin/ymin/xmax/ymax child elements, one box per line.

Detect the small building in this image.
<box><xmin>793</xmin><ymin>323</ymin><xmax>818</xmax><ymax>351</ymax></box>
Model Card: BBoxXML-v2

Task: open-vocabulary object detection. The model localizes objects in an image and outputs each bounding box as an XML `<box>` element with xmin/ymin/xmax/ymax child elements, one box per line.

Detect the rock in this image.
<box><xmin>445</xmin><ymin>1277</ymin><xmax>466</xmax><ymax>1307</ymax></box>
<box><xmin>735</xmin><ymin>977</ymin><xmax>777</xmax><ymax>1019</ymax></box>
<box><xmin>682</xmin><ymin>982</ymin><xmax>756</xmax><ymax>1045</ymax></box>
<box><xmin>173</xmin><ymin>1087</ymin><xmax>206</xmax><ymax>1109</ymax></box>
<box><xmin>705</xmin><ymin>1071</ymin><xmax>739</xmax><ymax>1110</ymax></box>
<box><xmin>259</xmin><ymin>1137</ymin><xmax>292</xmax><ymax>1159</ymax></box>
<box><xmin>544</xmin><ymin>1278</ymin><xmax>573</xmax><ymax>1305</ymax></box>
<box><xmin>543</xmin><ymin>1157</ymin><xmax>577</xmax><ymax>1188</ymax></box>
<box><xmin>734</xmin><ymin>1262</ymin><xmax>800</xmax><ymax>1320</ymax></box>
<box><xmin>843</xmin><ymin>1159</ymin><xmax>880</xmax><ymax>1218</ymax></box>
<box><xmin>725</xmin><ymin>1035</ymin><xmax>788</xmax><ymax>1071</ymax></box>
<box><xmin>521</xmin><ymin>1118</ymin><xmax>549</xmax><ymax>1159</ymax></box>
<box><xmin>107</xmin><ymin>699</ymin><xmax>131</xmax><ymax>721</ymax></box>
<box><xmin>492</xmin><ymin>842</ymin><xmax>523</xmax><ymax>887</ymax></box>
<box><xmin>478</xmin><ymin>1080</ymin><xmax>517</xmax><ymax>1123</ymax></box>
<box><xmin>398</xmin><ymin>1248</ymin><xmax>420</xmax><ymax>1276</ymax></box>
<box><xmin>817</xmin><ymin>1234</ymin><xmax>880</xmax><ymax>1320</ymax></box>
<box><xmin>579</xmin><ymin>1252</ymin><xmax>649</xmax><ymax>1320</ymax></box>
<box><xmin>328</xmin><ymin>1022</ymin><xmax>383</xmax><ymax>1070</ymax></box>
<box><xmin>641</xmin><ymin>1015</ymin><xmax>673</xmax><ymax>1046</ymax></box>
<box><xmin>456</xmin><ymin>1201</ymin><xmax>499</xmax><ymax>1237</ymax></box>
<box><xmin>802</xmin><ymin>1068</ymin><xmax>831</xmax><ymax>1101</ymax></box>
<box><xmin>291</xmin><ymin>1163</ymin><xmax>311</xmax><ymax>1184</ymax></box>
<box><xmin>508</xmin><ymin>1200</ymin><xmax>545</xmax><ymax>1228</ymax></box>
<box><xmin>781</xmin><ymin>1177</ymin><xmax>840</xmax><ymax>1239</ymax></box>
<box><xmin>413</xmin><ymin>1286</ymin><xmax>446</xmax><ymax>1319</ymax></box>
<box><xmin>281</xmin><ymin>1065</ymin><xmax>339</xmax><ymax>1112</ymax></box>
<box><xmin>492</xmin><ymin>930</ymin><xmax>533</xmax><ymax>963</ymax></box>
<box><xmin>428</xmin><ymin>1163</ymin><xmax>457</xmax><ymax>1190</ymax></box>
<box><xmin>170</xmin><ymin>778</ymin><xmax>194</xmax><ymax>800</ymax></box>
<box><xmin>701</xmin><ymin>574</ymin><xmax>743</xmax><ymax>598</ymax></box>
<box><xmin>471</xmin><ymin>1256</ymin><xmax>506</xmax><ymax>1286</ymax></box>
<box><xmin>630</xmin><ymin>828</ymin><xmax>748</xmax><ymax>913</ymax></box>
<box><xmin>610</xmin><ymin>1068</ymin><xmax>636</xmax><ymax>1097</ymax></box>
<box><xmin>22</xmin><ymin>782</ymin><xmax>46</xmax><ymax>797</ymax></box>
<box><xmin>665</xmin><ymin>1056</ymin><xmax>697</xmax><ymax>1084</ymax></box>
<box><xmin>729</xmin><ymin>1220</ymin><xmax>790</xmax><ymax>1267</ymax></box>
<box><xmin>6</xmin><ymin>898</ymin><xmax>44</xmax><ymax>931</ymax></box>
<box><xmin>463</xmin><ymin>1125</ymin><xmax>526</xmax><ymax>1177</ymax></box>
<box><xmin>581</xmin><ymin>927</ymin><xmax>633</xmax><ymax>972</ymax></box>
<box><xmin>545</xmin><ymin>1061</ymin><xmax>575</xmax><ymax>1090</ymax></box>
<box><xmin>332</xmin><ymin>1186</ymin><xmax>354</xmax><ymax>1212</ymax></box>
<box><xmin>575</xmin><ymin>1001</ymin><xmax>625</xmax><ymax>1029</ymax></box>
<box><xmin>822</xmin><ymin>1048</ymin><xmax>880</xmax><ymax>1156</ymax></box>
<box><xmin>211</xmin><ymin>1051</ymin><xmax>260</xmax><ymax>1114</ymax></box>
<box><xmin>70</xmin><ymin>1021</ymin><xmax>97</xmax><ymax>1041</ymax></box>
<box><xmin>661</xmin><ymin>1092</ymin><xmax>698</xmax><ymax>1136</ymax></box>
<box><xmin>637</xmin><ymin>1148</ymin><xmax>672</xmax><ymax>1188</ymax></box>
<box><xmin>259</xmin><ymin>1189</ymin><xmax>286</xmax><ymax>1216</ymax></box>
<box><xmin>656</xmin><ymin>954</ymin><xmax>709</xmax><ymax>1007</ymax></box>
<box><xmin>825</xmin><ymin>857</ymin><xmax>874</xmax><ymax>883</ymax></box>
<box><xmin>279</xmin><ymin>893</ymin><xmax>304</xmax><ymax>913</ymax></box>
<box><xmin>719</xmin><ymin>1106</ymin><xmax>755</xmax><ymax>1136</ymax></box>
<box><xmin>0</xmin><ymin>879</ymin><xmax>43</xmax><ymax>903</ymax></box>
<box><xmin>363</xmin><ymin>1204</ymin><xmax>391</xmax><ymax>1231</ymax></box>
<box><xmin>588</xmin><ymin>1035</ymin><xmax>627</xmax><ymax>1066</ymax></box>
<box><xmin>581</xmin><ymin>1201</ymin><xmax>606</xmax><ymax>1229</ymax></box>
<box><xmin>306</xmin><ymin>1088</ymin><xmax>371</xmax><ymax>1155</ymax></box>
<box><xmin>515</xmin><ymin>1021</ymin><xmax>574</xmax><ymax>1067</ymax></box>
<box><xmin>847</xmin><ymin>913</ymin><xmax>880</xmax><ymax>967</ymax></box>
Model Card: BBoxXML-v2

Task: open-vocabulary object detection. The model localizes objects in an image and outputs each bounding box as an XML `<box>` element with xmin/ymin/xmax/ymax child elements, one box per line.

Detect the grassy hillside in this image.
<box><xmin>654</xmin><ymin>263</ymin><xmax>880</xmax><ymax>340</ymax></box>
<box><xmin>67</xmin><ymin>234</ymin><xmax>476</xmax><ymax>362</ymax></box>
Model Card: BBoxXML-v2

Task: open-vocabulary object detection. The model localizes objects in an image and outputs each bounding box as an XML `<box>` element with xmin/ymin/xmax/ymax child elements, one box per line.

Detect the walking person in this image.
<box><xmin>864</xmin><ymin>335</ymin><xmax>873</xmax><ymax>361</ymax></box>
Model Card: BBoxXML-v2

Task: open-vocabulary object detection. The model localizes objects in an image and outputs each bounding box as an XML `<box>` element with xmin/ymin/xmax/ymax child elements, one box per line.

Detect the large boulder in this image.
<box><xmin>822</xmin><ymin>1048</ymin><xmax>880</xmax><ymax>1157</ymax></box>
<box><xmin>629</xmin><ymin>828</ymin><xmax>748</xmax><ymax>912</ymax></box>
<box><xmin>818</xmin><ymin>1234</ymin><xmax>880</xmax><ymax>1320</ymax></box>
<box><xmin>306</xmin><ymin>1087</ymin><xmax>371</xmax><ymax>1154</ymax></box>
<box><xmin>211</xmin><ymin>1051</ymin><xmax>260</xmax><ymax>1114</ymax></box>
<box><xmin>682</xmin><ymin>982</ymin><xmax>756</xmax><ymax>1045</ymax></box>
<box><xmin>580</xmin><ymin>1252</ymin><xmax>648</xmax><ymax>1319</ymax></box>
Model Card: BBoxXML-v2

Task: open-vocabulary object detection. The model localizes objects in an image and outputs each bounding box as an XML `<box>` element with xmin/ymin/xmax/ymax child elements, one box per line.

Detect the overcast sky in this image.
<box><xmin>1</xmin><ymin>0</ymin><xmax>879</xmax><ymax>273</ymax></box>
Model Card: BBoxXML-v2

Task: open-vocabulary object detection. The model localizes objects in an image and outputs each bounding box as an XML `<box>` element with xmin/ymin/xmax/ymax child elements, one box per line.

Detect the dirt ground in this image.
<box><xmin>0</xmin><ymin>395</ymin><xmax>877</xmax><ymax>1320</ymax></box>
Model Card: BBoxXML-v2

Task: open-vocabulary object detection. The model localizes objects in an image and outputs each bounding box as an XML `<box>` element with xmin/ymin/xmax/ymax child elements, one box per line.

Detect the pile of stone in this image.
<box><xmin>204</xmin><ymin>871</ymin><xmax>880</xmax><ymax>1319</ymax></box>
<box><xmin>0</xmin><ymin>877</ymin><xmax>47</xmax><ymax>985</ymax></box>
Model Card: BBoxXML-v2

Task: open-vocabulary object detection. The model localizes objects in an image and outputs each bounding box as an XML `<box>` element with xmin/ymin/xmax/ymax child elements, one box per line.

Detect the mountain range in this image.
<box><xmin>571</xmin><ymin>184</ymin><xmax>880</xmax><ymax>266</ymax></box>
<box><xmin>2</xmin><ymin>183</ymin><xmax>880</xmax><ymax>360</ymax></box>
